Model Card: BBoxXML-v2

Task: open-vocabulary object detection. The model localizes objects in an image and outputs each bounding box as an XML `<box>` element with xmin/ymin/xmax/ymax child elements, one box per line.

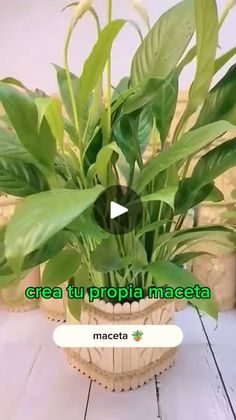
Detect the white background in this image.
<box><xmin>0</xmin><ymin>0</ymin><xmax>235</xmax><ymax>93</ymax></box>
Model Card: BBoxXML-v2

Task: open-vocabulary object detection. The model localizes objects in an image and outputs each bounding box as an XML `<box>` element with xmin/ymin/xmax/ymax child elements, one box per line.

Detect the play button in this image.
<box><xmin>93</xmin><ymin>185</ymin><xmax>143</xmax><ymax>235</ymax></box>
<box><xmin>110</xmin><ymin>201</ymin><xmax>128</xmax><ymax>219</ymax></box>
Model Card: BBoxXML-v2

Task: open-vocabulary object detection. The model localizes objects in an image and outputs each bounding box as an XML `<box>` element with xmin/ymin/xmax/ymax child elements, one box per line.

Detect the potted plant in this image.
<box><xmin>0</xmin><ymin>0</ymin><xmax>236</xmax><ymax>390</ymax></box>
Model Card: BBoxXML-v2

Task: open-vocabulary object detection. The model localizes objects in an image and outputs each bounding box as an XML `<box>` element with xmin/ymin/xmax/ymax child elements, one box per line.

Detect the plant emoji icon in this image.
<box><xmin>132</xmin><ymin>330</ymin><xmax>144</xmax><ymax>342</ymax></box>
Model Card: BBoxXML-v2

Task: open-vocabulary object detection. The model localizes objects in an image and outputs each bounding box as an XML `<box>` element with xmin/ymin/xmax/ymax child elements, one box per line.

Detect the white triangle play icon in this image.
<box><xmin>110</xmin><ymin>201</ymin><xmax>128</xmax><ymax>220</ymax></box>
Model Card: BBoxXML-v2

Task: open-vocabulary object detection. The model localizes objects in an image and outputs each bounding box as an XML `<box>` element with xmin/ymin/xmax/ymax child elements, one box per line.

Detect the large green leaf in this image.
<box><xmin>130</xmin><ymin>0</ymin><xmax>195</xmax><ymax>87</ymax></box>
<box><xmin>152</xmin><ymin>71</ymin><xmax>179</xmax><ymax>145</ymax></box>
<box><xmin>174</xmin><ymin>179</ymin><xmax>214</xmax><ymax>214</ymax></box>
<box><xmin>137</xmin><ymin>121</ymin><xmax>233</xmax><ymax>192</ymax></box>
<box><xmin>5</xmin><ymin>185</ymin><xmax>104</xmax><ymax>274</ymax></box>
<box><xmin>77</xmin><ymin>20</ymin><xmax>125</xmax><ymax>117</ymax></box>
<box><xmin>91</xmin><ymin>237</ymin><xmax>126</xmax><ymax>273</ymax></box>
<box><xmin>0</xmin><ymin>156</ymin><xmax>49</xmax><ymax>197</ymax></box>
<box><xmin>191</xmin><ymin>139</ymin><xmax>236</xmax><ymax>186</ymax></box>
<box><xmin>0</xmin><ymin>84</ymin><xmax>56</xmax><ymax>173</ymax></box>
<box><xmin>23</xmin><ymin>231</ymin><xmax>73</xmax><ymax>270</ymax></box>
<box><xmin>0</xmin><ymin>229</ymin><xmax>72</xmax><ymax>287</ymax></box>
<box><xmin>195</xmin><ymin>64</ymin><xmax>236</xmax><ymax>128</ymax></box>
<box><xmin>42</xmin><ymin>248</ymin><xmax>81</xmax><ymax>287</ymax></box>
<box><xmin>184</xmin><ymin>0</ymin><xmax>218</xmax><ymax>117</ymax></box>
<box><xmin>0</xmin><ymin>128</ymin><xmax>33</xmax><ymax>163</ymax></box>
<box><xmin>66</xmin><ymin>208</ymin><xmax>109</xmax><ymax>244</ymax></box>
<box><xmin>73</xmin><ymin>263</ymin><xmax>92</xmax><ymax>288</ymax></box>
<box><xmin>114</xmin><ymin>107</ymin><xmax>153</xmax><ymax>164</ymax></box>
<box><xmin>147</xmin><ymin>261</ymin><xmax>218</xmax><ymax>319</ymax></box>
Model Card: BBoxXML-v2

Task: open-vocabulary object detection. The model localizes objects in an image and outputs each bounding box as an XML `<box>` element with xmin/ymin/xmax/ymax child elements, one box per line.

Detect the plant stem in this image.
<box><xmin>106</xmin><ymin>0</ymin><xmax>112</xmax><ymax>143</ymax></box>
<box><xmin>63</xmin><ymin>23</ymin><xmax>80</xmax><ymax>141</ymax></box>
<box><xmin>63</xmin><ymin>18</ymin><xmax>87</xmax><ymax>186</ymax></box>
<box><xmin>219</xmin><ymin>0</ymin><xmax>236</xmax><ymax>29</ymax></box>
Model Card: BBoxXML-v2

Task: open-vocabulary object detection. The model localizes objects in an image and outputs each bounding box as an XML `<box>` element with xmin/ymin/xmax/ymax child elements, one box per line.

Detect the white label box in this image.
<box><xmin>53</xmin><ymin>325</ymin><xmax>183</xmax><ymax>348</ymax></box>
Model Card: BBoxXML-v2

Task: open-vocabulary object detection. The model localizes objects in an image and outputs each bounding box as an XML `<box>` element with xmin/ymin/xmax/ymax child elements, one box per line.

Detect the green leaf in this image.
<box><xmin>154</xmin><ymin>225</ymin><xmax>232</xmax><ymax>251</ymax></box>
<box><xmin>24</xmin><ymin>231</ymin><xmax>73</xmax><ymax>270</ymax></box>
<box><xmin>67</xmin><ymin>281</ymin><xmax>82</xmax><ymax>321</ymax></box>
<box><xmin>83</xmin><ymin>128</ymin><xmax>103</xmax><ymax>173</ymax></box>
<box><xmin>127</xmin><ymin>239</ymin><xmax>148</xmax><ymax>274</ymax></box>
<box><xmin>77</xmin><ymin>20</ymin><xmax>125</xmax><ymax>116</ymax></box>
<box><xmin>137</xmin><ymin>121</ymin><xmax>233</xmax><ymax>192</ymax></box>
<box><xmin>174</xmin><ymin>179</ymin><xmax>214</xmax><ymax>214</ymax></box>
<box><xmin>0</xmin><ymin>156</ymin><xmax>49</xmax><ymax>197</ymax></box>
<box><xmin>73</xmin><ymin>264</ymin><xmax>92</xmax><ymax>288</ymax></box>
<box><xmin>0</xmin><ymin>127</ymin><xmax>33</xmax><ymax>163</ymax></box>
<box><xmin>95</xmin><ymin>143</ymin><xmax>119</xmax><ymax>186</ymax></box>
<box><xmin>124</xmin><ymin>78</ymin><xmax>165</xmax><ymax>115</ymax></box>
<box><xmin>0</xmin><ymin>228</ymin><xmax>72</xmax><ymax>281</ymax></box>
<box><xmin>172</xmin><ymin>251</ymin><xmax>213</xmax><ymax>265</ymax></box>
<box><xmin>195</xmin><ymin>64</ymin><xmax>236</xmax><ymax>128</ymax></box>
<box><xmin>54</xmin><ymin>65</ymin><xmax>79</xmax><ymax>123</ymax></box>
<box><xmin>0</xmin><ymin>77</ymin><xmax>29</xmax><ymax>90</ymax></box>
<box><xmin>66</xmin><ymin>208</ymin><xmax>109</xmax><ymax>244</ymax></box>
<box><xmin>177</xmin><ymin>46</ymin><xmax>197</xmax><ymax>74</ymax></box>
<box><xmin>35</xmin><ymin>97</ymin><xmax>64</xmax><ymax>147</ymax></box>
<box><xmin>5</xmin><ymin>185</ymin><xmax>104</xmax><ymax>274</ymax></box>
<box><xmin>0</xmin><ymin>83</ymin><xmax>56</xmax><ymax>173</ymax></box>
<box><xmin>191</xmin><ymin>139</ymin><xmax>236</xmax><ymax>186</ymax></box>
<box><xmin>204</xmin><ymin>185</ymin><xmax>224</xmax><ymax>203</ymax></box>
<box><xmin>91</xmin><ymin>237</ymin><xmax>126</xmax><ymax>273</ymax></box>
<box><xmin>141</xmin><ymin>186</ymin><xmax>178</xmax><ymax>210</ymax></box>
<box><xmin>184</xmin><ymin>0</ymin><xmax>218</xmax><ymax>116</ymax></box>
<box><xmin>137</xmin><ymin>219</ymin><xmax>170</xmax><ymax>238</ymax></box>
<box><xmin>130</xmin><ymin>0</ymin><xmax>195</xmax><ymax>87</ymax></box>
<box><xmin>114</xmin><ymin>107</ymin><xmax>153</xmax><ymax>164</ymax></box>
<box><xmin>42</xmin><ymin>248</ymin><xmax>81</xmax><ymax>287</ymax></box>
<box><xmin>152</xmin><ymin>71</ymin><xmax>179</xmax><ymax>145</ymax></box>
<box><xmin>111</xmin><ymin>77</ymin><xmax>130</xmax><ymax>102</ymax></box>
<box><xmin>214</xmin><ymin>47</ymin><xmax>236</xmax><ymax>74</ymax></box>
<box><xmin>147</xmin><ymin>261</ymin><xmax>218</xmax><ymax>319</ymax></box>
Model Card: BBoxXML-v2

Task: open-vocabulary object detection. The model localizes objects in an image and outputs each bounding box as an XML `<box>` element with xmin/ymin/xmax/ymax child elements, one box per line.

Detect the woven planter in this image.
<box><xmin>39</xmin><ymin>265</ymin><xmax>66</xmax><ymax>322</ymax></box>
<box><xmin>0</xmin><ymin>266</ymin><xmax>40</xmax><ymax>312</ymax></box>
<box><xmin>64</xmin><ymin>296</ymin><xmax>176</xmax><ymax>392</ymax></box>
<box><xmin>192</xmin><ymin>205</ymin><xmax>236</xmax><ymax>311</ymax></box>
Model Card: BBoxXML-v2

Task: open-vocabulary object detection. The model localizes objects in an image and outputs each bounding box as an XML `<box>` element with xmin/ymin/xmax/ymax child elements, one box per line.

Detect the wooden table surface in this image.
<box><xmin>0</xmin><ymin>306</ymin><xmax>235</xmax><ymax>420</ymax></box>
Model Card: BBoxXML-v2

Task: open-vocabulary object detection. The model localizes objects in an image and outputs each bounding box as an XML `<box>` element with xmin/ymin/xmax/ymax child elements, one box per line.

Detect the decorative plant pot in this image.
<box><xmin>192</xmin><ymin>205</ymin><xmax>236</xmax><ymax>311</ymax></box>
<box><xmin>0</xmin><ymin>267</ymin><xmax>40</xmax><ymax>312</ymax></box>
<box><xmin>64</xmin><ymin>296</ymin><xmax>176</xmax><ymax>392</ymax></box>
<box><xmin>39</xmin><ymin>265</ymin><xmax>66</xmax><ymax>322</ymax></box>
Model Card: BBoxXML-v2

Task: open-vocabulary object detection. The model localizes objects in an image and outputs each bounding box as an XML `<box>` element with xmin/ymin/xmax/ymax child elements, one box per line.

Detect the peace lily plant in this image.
<box><xmin>0</xmin><ymin>0</ymin><xmax>236</xmax><ymax>321</ymax></box>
